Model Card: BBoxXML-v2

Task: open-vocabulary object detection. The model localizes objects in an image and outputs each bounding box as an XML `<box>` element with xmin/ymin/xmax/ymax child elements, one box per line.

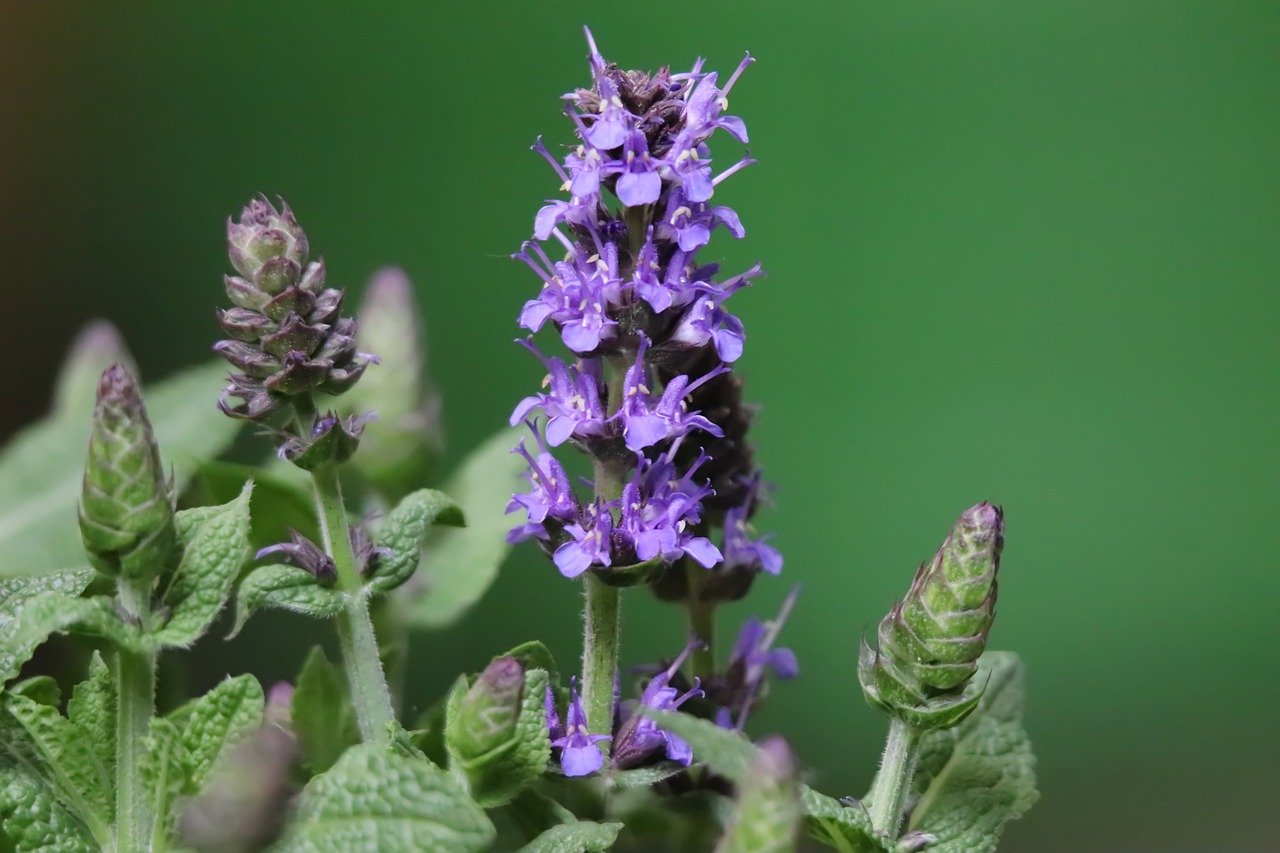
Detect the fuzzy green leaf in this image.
<box><xmin>0</xmin><ymin>361</ymin><xmax>241</xmax><ymax>577</ymax></box>
<box><xmin>801</xmin><ymin>788</ymin><xmax>885</xmax><ymax>852</ymax></box>
<box><xmin>140</xmin><ymin>716</ymin><xmax>184</xmax><ymax>847</ymax></box>
<box><xmin>276</xmin><ymin>743</ymin><xmax>495</xmax><ymax>851</ymax></box>
<box><xmin>2</xmin><ymin>695</ymin><xmax>111</xmax><ymax>842</ymax></box>
<box><xmin>0</xmin><ymin>569</ymin><xmax>95</xmax><ymax>685</ymax></box>
<box><xmin>292</xmin><ymin>647</ymin><xmax>359</xmax><ymax>775</ymax></box>
<box><xmin>10</xmin><ymin>677</ymin><xmax>62</xmax><ymax>708</ymax></box>
<box><xmin>8</xmin><ymin>593</ymin><xmax>144</xmax><ymax>656</ymax></box>
<box><xmin>367</xmin><ymin>488</ymin><xmax>464</xmax><ymax>594</ymax></box>
<box><xmin>608</xmin><ymin>763</ymin><xmax>685</xmax><ymax>789</ymax></box>
<box><xmin>153</xmin><ymin>483</ymin><xmax>254</xmax><ymax>648</ymax></box>
<box><xmin>67</xmin><ymin>653</ymin><xmax>115</xmax><ymax>809</ymax></box>
<box><xmin>169</xmin><ymin>674</ymin><xmax>265</xmax><ymax>792</ymax></box>
<box><xmin>904</xmin><ymin>652</ymin><xmax>1038</xmax><ymax>852</ymax></box>
<box><xmin>0</xmin><ymin>767</ymin><xmax>97</xmax><ymax>852</ymax></box>
<box><xmin>403</xmin><ymin>427</ymin><xmax>525</xmax><ymax>628</ymax></box>
<box><xmin>643</xmin><ymin>710</ymin><xmax>758</xmax><ymax>782</ymax></box>
<box><xmin>517</xmin><ymin>820</ymin><xmax>624</xmax><ymax>853</ymax></box>
<box><xmin>229</xmin><ymin>564</ymin><xmax>347</xmax><ymax>637</ymax></box>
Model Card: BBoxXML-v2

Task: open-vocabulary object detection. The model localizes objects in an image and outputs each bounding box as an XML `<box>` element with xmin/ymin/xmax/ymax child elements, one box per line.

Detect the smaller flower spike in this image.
<box><xmin>613</xmin><ymin>640</ymin><xmax>705</xmax><ymax>769</ymax></box>
<box><xmin>858</xmin><ymin>503</ymin><xmax>1004</xmax><ymax>731</ymax></box>
<box><xmin>551</xmin><ymin>679</ymin><xmax>610</xmax><ymax>777</ymax></box>
<box><xmin>79</xmin><ymin>364</ymin><xmax>177</xmax><ymax>583</ymax></box>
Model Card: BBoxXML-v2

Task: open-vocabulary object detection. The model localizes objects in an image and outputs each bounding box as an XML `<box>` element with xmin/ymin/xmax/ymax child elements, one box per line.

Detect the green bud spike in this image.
<box><xmin>715</xmin><ymin>736</ymin><xmax>803</xmax><ymax>853</ymax></box>
<box><xmin>344</xmin><ymin>267</ymin><xmax>444</xmax><ymax>498</ymax></box>
<box><xmin>859</xmin><ymin>502</ymin><xmax>1003</xmax><ymax>731</ymax></box>
<box><xmin>78</xmin><ymin>364</ymin><xmax>177</xmax><ymax>584</ymax></box>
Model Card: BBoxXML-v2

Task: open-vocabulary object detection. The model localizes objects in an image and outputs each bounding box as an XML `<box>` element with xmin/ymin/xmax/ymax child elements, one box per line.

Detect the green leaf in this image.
<box><xmin>276</xmin><ymin>743</ymin><xmax>495</xmax><ymax>851</ymax></box>
<box><xmin>152</xmin><ymin>483</ymin><xmax>254</xmax><ymax>648</ymax></box>
<box><xmin>801</xmin><ymin>788</ymin><xmax>885</xmax><ymax>853</ymax></box>
<box><xmin>445</xmin><ymin>668</ymin><xmax>550</xmax><ymax>808</ymax></box>
<box><xmin>292</xmin><ymin>647</ymin><xmax>359</xmax><ymax>775</ymax></box>
<box><xmin>403</xmin><ymin>427</ymin><xmax>525</xmax><ymax>628</ymax></box>
<box><xmin>66</xmin><ymin>654</ymin><xmax>115</xmax><ymax>810</ymax></box>
<box><xmin>904</xmin><ymin>652</ymin><xmax>1038</xmax><ymax>852</ymax></box>
<box><xmin>2</xmin><ymin>695</ymin><xmax>110</xmax><ymax>842</ymax></box>
<box><xmin>643</xmin><ymin>712</ymin><xmax>886</xmax><ymax>852</ymax></box>
<box><xmin>0</xmin><ymin>767</ymin><xmax>97</xmax><ymax>852</ymax></box>
<box><xmin>517</xmin><ymin>820</ymin><xmax>624</xmax><ymax>853</ymax></box>
<box><xmin>9</xmin><ymin>677</ymin><xmax>62</xmax><ymax>708</ymax></box>
<box><xmin>0</xmin><ymin>570</ymin><xmax>94</xmax><ymax>685</ymax></box>
<box><xmin>608</xmin><ymin>764</ymin><xmax>685</xmax><ymax>789</ymax></box>
<box><xmin>0</xmin><ymin>361</ymin><xmax>241</xmax><ymax>578</ymax></box>
<box><xmin>367</xmin><ymin>488</ymin><xmax>464</xmax><ymax>594</ymax></box>
<box><xmin>7</xmin><ymin>593</ymin><xmax>144</xmax><ymax>656</ymax></box>
<box><xmin>229</xmin><ymin>564</ymin><xmax>347</xmax><ymax>637</ymax></box>
<box><xmin>169</xmin><ymin>674</ymin><xmax>265</xmax><ymax>792</ymax></box>
<box><xmin>643</xmin><ymin>710</ymin><xmax>758</xmax><ymax>782</ymax></box>
<box><xmin>139</xmin><ymin>676</ymin><xmax>267</xmax><ymax>847</ymax></box>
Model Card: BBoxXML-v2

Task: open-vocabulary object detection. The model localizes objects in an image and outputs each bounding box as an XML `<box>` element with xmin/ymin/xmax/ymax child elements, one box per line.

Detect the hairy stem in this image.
<box><xmin>114</xmin><ymin>579</ymin><xmax>155</xmax><ymax>853</ymax></box>
<box><xmin>685</xmin><ymin>561</ymin><xmax>716</xmax><ymax>679</ymax></box>
<box><xmin>581</xmin><ymin>359</ymin><xmax>628</xmax><ymax>753</ymax></box>
<box><xmin>309</xmin><ymin>461</ymin><xmax>397</xmax><ymax>745</ymax></box>
<box><xmin>867</xmin><ymin>718</ymin><xmax>923</xmax><ymax>839</ymax></box>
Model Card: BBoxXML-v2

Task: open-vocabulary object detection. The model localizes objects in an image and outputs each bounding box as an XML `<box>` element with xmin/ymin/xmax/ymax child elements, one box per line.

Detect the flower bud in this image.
<box><xmin>715</xmin><ymin>736</ymin><xmax>803</xmax><ymax>853</ymax></box>
<box><xmin>858</xmin><ymin>503</ymin><xmax>1003</xmax><ymax>730</ymax></box>
<box><xmin>450</xmin><ymin>657</ymin><xmax>525</xmax><ymax>761</ymax></box>
<box><xmin>226</xmin><ymin>196</ymin><xmax>309</xmax><ymax>292</ymax></box>
<box><xmin>79</xmin><ymin>365</ymin><xmax>177</xmax><ymax>583</ymax></box>
<box><xmin>278</xmin><ymin>412</ymin><xmax>366</xmax><ymax>471</ymax></box>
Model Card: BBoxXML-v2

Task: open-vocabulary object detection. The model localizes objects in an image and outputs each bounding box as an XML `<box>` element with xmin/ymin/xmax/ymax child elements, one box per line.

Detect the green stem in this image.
<box><xmin>308</xmin><ymin>460</ymin><xmax>396</xmax><ymax>745</ymax></box>
<box><xmin>867</xmin><ymin>718</ymin><xmax>923</xmax><ymax>840</ymax></box>
<box><xmin>581</xmin><ymin>574</ymin><xmax>620</xmax><ymax>745</ymax></box>
<box><xmin>685</xmin><ymin>562</ymin><xmax>716</xmax><ymax>679</ymax></box>
<box><xmin>580</xmin><ymin>359</ymin><xmax>628</xmax><ymax>753</ymax></box>
<box><xmin>114</xmin><ymin>580</ymin><xmax>155</xmax><ymax>853</ymax></box>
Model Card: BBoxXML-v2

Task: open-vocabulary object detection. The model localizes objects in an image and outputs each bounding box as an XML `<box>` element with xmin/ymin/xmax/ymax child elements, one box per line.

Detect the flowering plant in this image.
<box><xmin>0</xmin><ymin>29</ymin><xmax>1036</xmax><ymax>852</ymax></box>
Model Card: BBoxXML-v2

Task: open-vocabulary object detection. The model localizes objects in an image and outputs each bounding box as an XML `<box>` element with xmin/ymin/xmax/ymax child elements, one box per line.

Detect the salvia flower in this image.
<box><xmin>509</xmin><ymin>343</ymin><xmax>610</xmax><ymax>446</ymax></box>
<box><xmin>551</xmin><ymin>679</ymin><xmax>610</xmax><ymax>777</ymax></box>
<box><xmin>613</xmin><ymin>640</ymin><xmax>705</xmax><ymax>769</ymax></box>
<box><xmin>79</xmin><ymin>364</ymin><xmax>177</xmax><ymax>583</ymax></box>
<box><xmin>505</xmin><ymin>424</ymin><xmax>580</xmax><ymax>543</ymax></box>
<box><xmin>617</xmin><ymin>338</ymin><xmax>726</xmax><ymax>452</ymax></box>
<box><xmin>552</xmin><ymin>500</ymin><xmax>616</xmax><ymax>579</ymax></box>
<box><xmin>858</xmin><ymin>503</ymin><xmax>1004</xmax><ymax>731</ymax></box>
<box><xmin>619</xmin><ymin>450</ymin><xmax>722</xmax><ymax>568</ymax></box>
<box><xmin>711</xmin><ymin>589</ymin><xmax>800</xmax><ymax>730</ymax></box>
<box><xmin>255</xmin><ymin>524</ymin><xmax>386</xmax><ymax>585</ymax></box>
<box><xmin>215</xmin><ymin>196</ymin><xmax>374</xmax><ymax>431</ymax></box>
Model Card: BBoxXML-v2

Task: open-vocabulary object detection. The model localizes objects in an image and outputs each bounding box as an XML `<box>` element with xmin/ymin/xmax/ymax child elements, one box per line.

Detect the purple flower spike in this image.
<box><xmin>510</xmin><ymin>343</ymin><xmax>610</xmax><ymax>446</ymax></box>
<box><xmin>719</xmin><ymin>587</ymin><xmax>800</xmax><ymax>730</ymax></box>
<box><xmin>617</xmin><ymin>339</ymin><xmax>728</xmax><ymax>452</ymax></box>
<box><xmin>553</xmin><ymin>500</ymin><xmax>615</xmax><ymax>579</ymax></box>
<box><xmin>552</xmin><ymin>679</ymin><xmax>610</xmax><ymax>777</ymax></box>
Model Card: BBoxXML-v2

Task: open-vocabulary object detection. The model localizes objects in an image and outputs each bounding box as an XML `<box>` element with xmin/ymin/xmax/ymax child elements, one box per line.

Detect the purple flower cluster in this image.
<box><xmin>506</xmin><ymin>30</ymin><xmax>782</xmax><ymax>589</ymax></box>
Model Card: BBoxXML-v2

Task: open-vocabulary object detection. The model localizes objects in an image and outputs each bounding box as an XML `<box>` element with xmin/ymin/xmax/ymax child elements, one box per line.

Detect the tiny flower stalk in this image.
<box><xmin>860</xmin><ymin>502</ymin><xmax>1005</xmax><ymax>839</ymax></box>
<box><xmin>215</xmin><ymin>196</ymin><xmax>394</xmax><ymax>746</ymax></box>
<box><xmin>79</xmin><ymin>365</ymin><xmax>171</xmax><ymax>853</ymax></box>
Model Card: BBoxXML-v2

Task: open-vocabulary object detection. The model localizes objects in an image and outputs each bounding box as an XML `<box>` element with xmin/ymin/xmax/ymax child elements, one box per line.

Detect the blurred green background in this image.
<box><xmin>2</xmin><ymin>1</ymin><xmax>1277</xmax><ymax>849</ymax></box>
